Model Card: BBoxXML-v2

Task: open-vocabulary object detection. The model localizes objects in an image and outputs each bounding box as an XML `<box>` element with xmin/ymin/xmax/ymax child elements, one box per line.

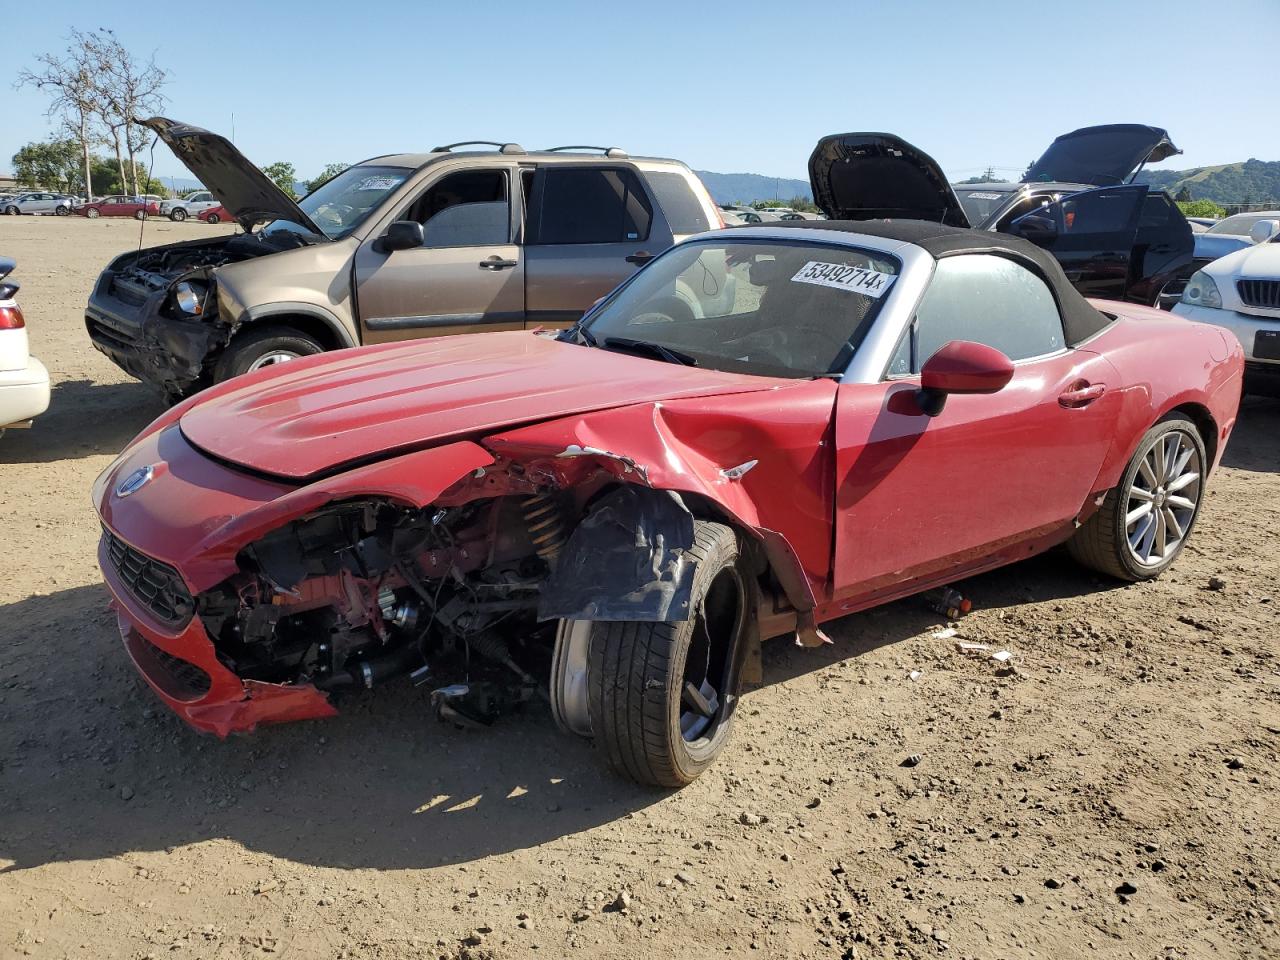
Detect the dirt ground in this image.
<box><xmin>1</xmin><ymin>215</ymin><xmax>1277</xmax><ymax>960</ymax></box>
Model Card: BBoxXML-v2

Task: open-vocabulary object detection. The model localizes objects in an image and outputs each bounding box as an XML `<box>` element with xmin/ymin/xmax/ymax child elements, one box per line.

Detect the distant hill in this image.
<box><xmin>695</xmin><ymin>170</ymin><xmax>811</xmax><ymax>205</ymax></box>
<box><xmin>1135</xmin><ymin>159</ymin><xmax>1280</xmax><ymax>207</ymax></box>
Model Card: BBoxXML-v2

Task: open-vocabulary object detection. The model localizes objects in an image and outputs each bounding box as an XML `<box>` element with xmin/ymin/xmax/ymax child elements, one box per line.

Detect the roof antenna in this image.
<box><xmin>137</xmin><ymin>132</ymin><xmax>159</xmax><ymax>254</ymax></box>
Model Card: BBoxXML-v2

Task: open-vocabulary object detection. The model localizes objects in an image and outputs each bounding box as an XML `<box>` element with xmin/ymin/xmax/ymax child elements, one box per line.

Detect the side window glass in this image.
<box><xmin>1135</xmin><ymin>192</ymin><xmax>1185</xmax><ymax>242</ymax></box>
<box><xmin>885</xmin><ymin>327</ymin><xmax>913</xmax><ymax>377</ymax></box>
<box><xmin>533</xmin><ymin>167</ymin><xmax>652</xmax><ymax>244</ymax></box>
<box><xmin>1020</xmin><ymin>187</ymin><xmax>1143</xmax><ymax>242</ymax></box>
<box><xmin>913</xmin><ymin>255</ymin><xmax>1064</xmax><ymax>370</ymax></box>
<box><xmin>406</xmin><ymin>170</ymin><xmax>510</xmax><ymax>248</ymax></box>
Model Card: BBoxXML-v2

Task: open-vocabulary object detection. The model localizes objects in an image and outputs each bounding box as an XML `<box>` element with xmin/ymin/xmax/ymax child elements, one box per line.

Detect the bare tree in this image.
<box><xmin>87</xmin><ymin>29</ymin><xmax>167</xmax><ymax>197</ymax></box>
<box><xmin>15</xmin><ymin>30</ymin><xmax>104</xmax><ymax>197</ymax></box>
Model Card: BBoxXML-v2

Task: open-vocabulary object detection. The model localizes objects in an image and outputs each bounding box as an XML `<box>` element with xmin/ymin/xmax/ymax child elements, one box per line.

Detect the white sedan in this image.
<box><xmin>1175</xmin><ymin>226</ymin><xmax>1280</xmax><ymax>397</ymax></box>
<box><xmin>0</xmin><ymin>258</ymin><xmax>50</xmax><ymax>435</ymax></box>
<box><xmin>2</xmin><ymin>192</ymin><xmax>73</xmax><ymax>216</ymax></box>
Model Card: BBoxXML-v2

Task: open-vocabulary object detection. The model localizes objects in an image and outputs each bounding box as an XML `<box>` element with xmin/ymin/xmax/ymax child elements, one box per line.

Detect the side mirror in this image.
<box><xmin>1011</xmin><ymin>212</ymin><xmax>1058</xmax><ymax>245</ymax></box>
<box><xmin>916</xmin><ymin>340</ymin><xmax>1015</xmax><ymax>416</ymax></box>
<box><xmin>380</xmin><ymin>220</ymin><xmax>424</xmax><ymax>252</ymax></box>
<box><xmin>1248</xmin><ymin>219</ymin><xmax>1280</xmax><ymax>245</ymax></box>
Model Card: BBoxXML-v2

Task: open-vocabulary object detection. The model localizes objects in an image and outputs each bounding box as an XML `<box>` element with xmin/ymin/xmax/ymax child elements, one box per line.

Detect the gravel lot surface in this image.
<box><xmin>2</xmin><ymin>216</ymin><xmax>1277</xmax><ymax>959</ymax></box>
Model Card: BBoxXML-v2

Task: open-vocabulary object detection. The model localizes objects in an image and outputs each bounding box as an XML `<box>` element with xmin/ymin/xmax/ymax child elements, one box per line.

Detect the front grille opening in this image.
<box><xmin>1237</xmin><ymin>279</ymin><xmax>1280</xmax><ymax>310</ymax></box>
<box><xmin>124</xmin><ymin>629</ymin><xmax>212</xmax><ymax>701</ymax></box>
<box><xmin>103</xmin><ymin>527</ymin><xmax>195</xmax><ymax>628</ymax></box>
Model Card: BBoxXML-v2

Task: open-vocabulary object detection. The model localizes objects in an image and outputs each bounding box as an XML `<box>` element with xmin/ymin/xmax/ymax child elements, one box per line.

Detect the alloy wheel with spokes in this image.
<box><xmin>1068</xmin><ymin>415</ymin><xmax>1208</xmax><ymax>582</ymax></box>
<box><xmin>1125</xmin><ymin>429</ymin><xmax>1202</xmax><ymax>567</ymax></box>
<box><xmin>246</xmin><ymin>350</ymin><xmax>300</xmax><ymax>372</ymax></box>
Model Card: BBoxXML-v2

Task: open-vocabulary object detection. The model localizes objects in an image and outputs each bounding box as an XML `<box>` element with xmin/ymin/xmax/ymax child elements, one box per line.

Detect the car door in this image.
<box><xmin>352</xmin><ymin>165</ymin><xmax>525</xmax><ymax>344</ymax></box>
<box><xmin>1009</xmin><ymin>184</ymin><xmax>1148</xmax><ymax>301</ymax></box>
<box><xmin>831</xmin><ymin>253</ymin><xmax>1121</xmax><ymax>605</ymax></box>
<box><xmin>522</xmin><ymin>164</ymin><xmax>673</xmax><ymax>328</ymax></box>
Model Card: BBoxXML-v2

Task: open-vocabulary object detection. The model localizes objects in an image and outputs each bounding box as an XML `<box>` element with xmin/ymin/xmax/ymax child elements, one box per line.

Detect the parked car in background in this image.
<box><xmin>0</xmin><ymin>257</ymin><xmax>51</xmax><ymax>437</ymax></box>
<box><xmin>92</xmin><ymin>219</ymin><xmax>1241</xmax><ymax>785</ymax></box>
<box><xmin>4</xmin><ymin>192</ymin><xmax>73</xmax><ymax>216</ymax></box>
<box><xmin>1193</xmin><ymin>211</ymin><xmax>1280</xmax><ymax>263</ymax></box>
<box><xmin>1175</xmin><ymin>238</ymin><xmax>1280</xmax><ymax>396</ymax></box>
<box><xmin>196</xmin><ymin>204</ymin><xmax>233</xmax><ymax>224</ymax></box>
<box><xmin>77</xmin><ymin>195</ymin><xmax>162</xmax><ymax>220</ymax></box>
<box><xmin>86</xmin><ymin>117</ymin><xmax>720</xmax><ymax>400</ymax></box>
<box><xmin>1186</xmin><ymin>216</ymin><xmax>1217</xmax><ymax>233</ymax></box>
<box><xmin>827</xmin><ymin>124</ymin><xmax>1195</xmax><ymax>307</ymax></box>
<box><xmin>160</xmin><ymin>191</ymin><xmax>222</xmax><ymax>221</ymax></box>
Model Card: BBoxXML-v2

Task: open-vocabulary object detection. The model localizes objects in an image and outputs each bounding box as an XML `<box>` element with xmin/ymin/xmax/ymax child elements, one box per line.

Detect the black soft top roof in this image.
<box><xmin>747</xmin><ymin>219</ymin><xmax>1113</xmax><ymax>347</ymax></box>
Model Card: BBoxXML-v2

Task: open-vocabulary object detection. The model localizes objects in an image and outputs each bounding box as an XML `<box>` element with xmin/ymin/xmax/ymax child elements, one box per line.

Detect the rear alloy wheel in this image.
<box><xmin>1068</xmin><ymin>416</ymin><xmax>1206</xmax><ymax>581</ymax></box>
<box><xmin>4</xmin><ymin>206</ymin><xmax>18</xmax><ymax>215</ymax></box>
<box><xmin>85</xmin><ymin>207</ymin><xmax>100</xmax><ymax>219</ymax></box>
<box><xmin>213</xmin><ymin>325</ymin><xmax>324</xmax><ymax>384</ymax></box>
<box><xmin>170</xmin><ymin>208</ymin><xmax>187</xmax><ymax>222</ymax></box>
<box><xmin>587</xmin><ymin>521</ymin><xmax>749</xmax><ymax>787</ymax></box>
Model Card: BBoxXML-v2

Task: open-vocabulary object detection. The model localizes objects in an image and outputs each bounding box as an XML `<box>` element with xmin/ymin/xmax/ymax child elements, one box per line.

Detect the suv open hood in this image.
<box><xmin>178</xmin><ymin>332</ymin><xmax>778</xmax><ymax>481</ymax></box>
<box><xmin>143</xmin><ymin>117</ymin><xmax>326</xmax><ymax>236</ymax></box>
<box><xmin>808</xmin><ymin>133</ymin><xmax>970</xmax><ymax>226</ymax></box>
<box><xmin>1024</xmin><ymin>124</ymin><xmax>1180</xmax><ymax>187</ymax></box>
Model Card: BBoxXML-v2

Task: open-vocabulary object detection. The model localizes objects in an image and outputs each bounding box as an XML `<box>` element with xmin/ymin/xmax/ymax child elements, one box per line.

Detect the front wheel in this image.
<box><xmin>205</xmin><ymin>213</ymin><xmax>221</xmax><ymax>224</ymax></box>
<box><xmin>213</xmin><ymin>325</ymin><xmax>324</xmax><ymax>384</ymax></box>
<box><xmin>85</xmin><ymin>207</ymin><xmax>100</xmax><ymax>219</ymax></box>
<box><xmin>587</xmin><ymin>521</ymin><xmax>749</xmax><ymax>787</ymax></box>
<box><xmin>133</xmin><ymin>209</ymin><xmax>147</xmax><ymax>220</ymax></box>
<box><xmin>55</xmin><ymin>205</ymin><xmax>69</xmax><ymax>216</ymax></box>
<box><xmin>170</xmin><ymin>208</ymin><xmax>187</xmax><ymax>222</ymax></box>
<box><xmin>1068</xmin><ymin>415</ymin><xmax>1206</xmax><ymax>581</ymax></box>
<box><xmin>4</xmin><ymin>206</ymin><xmax>18</xmax><ymax>215</ymax></box>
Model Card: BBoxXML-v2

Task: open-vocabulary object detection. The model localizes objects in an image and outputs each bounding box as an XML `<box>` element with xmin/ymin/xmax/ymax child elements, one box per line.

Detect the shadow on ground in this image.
<box><xmin>0</xmin><ymin>548</ymin><xmax>1115</xmax><ymax>875</ymax></box>
<box><xmin>0</xmin><ymin>379</ymin><xmax>163</xmax><ymax>465</ymax></box>
<box><xmin>1221</xmin><ymin>395</ymin><xmax>1280</xmax><ymax>473</ymax></box>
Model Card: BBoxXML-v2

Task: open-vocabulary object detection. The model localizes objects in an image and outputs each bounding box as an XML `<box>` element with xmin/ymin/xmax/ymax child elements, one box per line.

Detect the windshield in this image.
<box><xmin>265</xmin><ymin>164</ymin><xmax>410</xmax><ymax>240</ymax></box>
<box><xmin>1206</xmin><ymin>213</ymin><xmax>1278</xmax><ymax>236</ymax></box>
<box><xmin>578</xmin><ymin>239</ymin><xmax>900</xmax><ymax>378</ymax></box>
<box><xmin>955</xmin><ymin>188</ymin><xmax>1012</xmax><ymax>226</ymax></box>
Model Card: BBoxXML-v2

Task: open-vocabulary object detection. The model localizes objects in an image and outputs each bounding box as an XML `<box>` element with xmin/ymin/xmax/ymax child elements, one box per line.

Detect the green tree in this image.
<box><xmin>12</xmin><ymin>139</ymin><xmax>82</xmax><ymax>191</ymax></box>
<box><xmin>1177</xmin><ymin>199</ymin><xmax>1228</xmax><ymax>219</ymax></box>
<box><xmin>305</xmin><ymin>162</ymin><xmax>348</xmax><ymax>194</ymax></box>
<box><xmin>1175</xmin><ymin>185</ymin><xmax>1192</xmax><ymax>203</ymax></box>
<box><xmin>261</xmin><ymin>161</ymin><xmax>298</xmax><ymax>198</ymax></box>
<box><xmin>87</xmin><ymin>155</ymin><xmax>168</xmax><ymax>197</ymax></box>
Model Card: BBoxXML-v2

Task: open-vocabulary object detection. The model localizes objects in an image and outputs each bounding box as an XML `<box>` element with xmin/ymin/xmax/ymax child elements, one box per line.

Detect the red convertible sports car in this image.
<box><xmin>93</xmin><ymin>219</ymin><xmax>1242</xmax><ymax>786</ymax></box>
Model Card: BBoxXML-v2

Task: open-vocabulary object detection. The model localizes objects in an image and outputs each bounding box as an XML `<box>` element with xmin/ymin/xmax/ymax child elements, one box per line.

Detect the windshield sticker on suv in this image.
<box><xmin>354</xmin><ymin>176</ymin><xmax>402</xmax><ymax>192</ymax></box>
<box><xmin>790</xmin><ymin>261</ymin><xmax>895</xmax><ymax>298</ymax></box>
<box><xmin>966</xmin><ymin>192</ymin><xmax>1004</xmax><ymax>200</ymax></box>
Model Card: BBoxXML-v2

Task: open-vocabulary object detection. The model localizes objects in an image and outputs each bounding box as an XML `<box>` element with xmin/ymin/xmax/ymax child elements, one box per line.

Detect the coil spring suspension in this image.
<box><xmin>522</xmin><ymin>493</ymin><xmax>567</xmax><ymax>570</ymax></box>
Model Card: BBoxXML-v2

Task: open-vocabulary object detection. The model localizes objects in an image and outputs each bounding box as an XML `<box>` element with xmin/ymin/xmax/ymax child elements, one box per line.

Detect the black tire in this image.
<box><xmin>55</xmin><ymin>205</ymin><xmax>69</xmax><ymax>216</ymax></box>
<box><xmin>206</xmin><ymin>213</ymin><xmax>221</xmax><ymax>224</ymax></box>
<box><xmin>170</xmin><ymin>208</ymin><xmax>187</xmax><ymax>222</ymax></box>
<box><xmin>1068</xmin><ymin>415</ymin><xmax>1207</xmax><ymax>581</ymax></box>
<box><xmin>587</xmin><ymin>520</ymin><xmax>749</xmax><ymax>787</ymax></box>
<box><xmin>85</xmin><ymin>207</ymin><xmax>100</xmax><ymax>219</ymax></box>
<box><xmin>133</xmin><ymin>209</ymin><xmax>147</xmax><ymax>220</ymax></box>
<box><xmin>212</xmin><ymin>325</ymin><xmax>324</xmax><ymax>384</ymax></box>
<box><xmin>4</xmin><ymin>206</ymin><xmax>18</xmax><ymax>216</ymax></box>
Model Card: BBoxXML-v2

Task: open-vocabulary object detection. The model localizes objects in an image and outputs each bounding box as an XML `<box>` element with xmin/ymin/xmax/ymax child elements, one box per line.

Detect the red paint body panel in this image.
<box><xmin>486</xmin><ymin>380</ymin><xmax>838</xmax><ymax>603</ymax></box>
<box><xmin>179</xmin><ymin>332</ymin><xmax>779</xmax><ymax>480</ymax></box>
<box><xmin>831</xmin><ymin>347</ymin><xmax>1122</xmax><ymax>603</ymax></box>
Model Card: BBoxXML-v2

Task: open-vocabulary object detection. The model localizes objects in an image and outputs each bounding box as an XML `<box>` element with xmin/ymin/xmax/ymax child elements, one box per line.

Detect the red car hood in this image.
<box><xmin>179</xmin><ymin>332</ymin><xmax>781</xmax><ymax>480</ymax></box>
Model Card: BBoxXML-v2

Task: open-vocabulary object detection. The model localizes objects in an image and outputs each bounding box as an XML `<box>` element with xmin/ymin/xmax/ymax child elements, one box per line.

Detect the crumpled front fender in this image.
<box><xmin>486</xmin><ymin>383</ymin><xmax>838</xmax><ymax>620</ymax></box>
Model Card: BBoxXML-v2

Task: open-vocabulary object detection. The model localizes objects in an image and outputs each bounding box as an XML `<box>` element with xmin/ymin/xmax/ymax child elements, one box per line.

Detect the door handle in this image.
<box><xmin>625</xmin><ymin>251</ymin><xmax>654</xmax><ymax>265</ymax></box>
<box><xmin>480</xmin><ymin>256</ymin><xmax>518</xmax><ymax>270</ymax></box>
<box><xmin>1058</xmin><ymin>382</ymin><xmax>1106</xmax><ymax>408</ymax></box>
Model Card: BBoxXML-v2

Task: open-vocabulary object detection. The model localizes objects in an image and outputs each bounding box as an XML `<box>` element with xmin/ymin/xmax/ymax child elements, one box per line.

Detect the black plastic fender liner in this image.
<box><xmin>537</xmin><ymin>485</ymin><xmax>698</xmax><ymax>622</ymax></box>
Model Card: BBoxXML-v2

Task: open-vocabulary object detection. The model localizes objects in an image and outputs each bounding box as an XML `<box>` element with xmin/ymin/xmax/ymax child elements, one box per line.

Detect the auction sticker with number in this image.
<box><xmin>791</xmin><ymin>261</ymin><xmax>895</xmax><ymax>298</ymax></box>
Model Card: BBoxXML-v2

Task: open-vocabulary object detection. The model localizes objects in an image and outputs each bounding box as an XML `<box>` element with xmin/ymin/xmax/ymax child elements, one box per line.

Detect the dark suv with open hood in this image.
<box><xmin>84</xmin><ymin>118</ymin><xmax>720</xmax><ymax>400</ymax></box>
<box><xmin>809</xmin><ymin>124</ymin><xmax>1194</xmax><ymax>308</ymax></box>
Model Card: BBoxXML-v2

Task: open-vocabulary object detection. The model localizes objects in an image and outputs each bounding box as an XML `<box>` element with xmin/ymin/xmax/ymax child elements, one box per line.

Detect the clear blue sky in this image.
<box><xmin>5</xmin><ymin>0</ymin><xmax>1279</xmax><ymax>184</ymax></box>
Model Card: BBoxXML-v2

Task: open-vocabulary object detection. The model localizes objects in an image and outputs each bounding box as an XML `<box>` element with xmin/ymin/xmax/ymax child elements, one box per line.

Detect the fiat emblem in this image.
<box><xmin>116</xmin><ymin>465</ymin><xmax>155</xmax><ymax>498</ymax></box>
